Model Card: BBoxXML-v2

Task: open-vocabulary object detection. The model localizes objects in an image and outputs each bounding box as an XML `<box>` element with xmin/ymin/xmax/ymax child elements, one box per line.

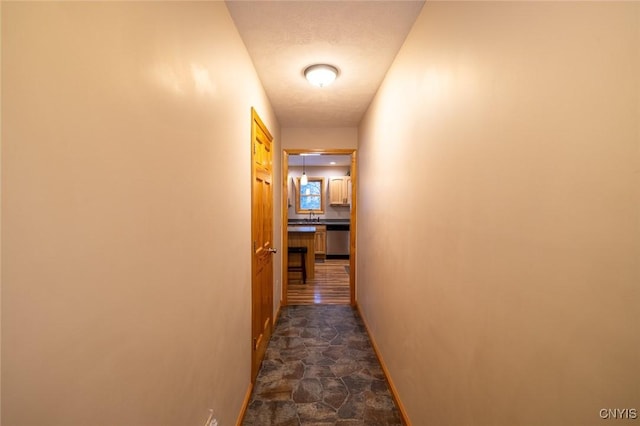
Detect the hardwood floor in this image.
<box><xmin>287</xmin><ymin>258</ymin><xmax>350</xmax><ymax>305</ymax></box>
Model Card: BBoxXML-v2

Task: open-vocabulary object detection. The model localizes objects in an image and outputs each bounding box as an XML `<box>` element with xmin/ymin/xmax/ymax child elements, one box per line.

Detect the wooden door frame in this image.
<box><xmin>282</xmin><ymin>148</ymin><xmax>357</xmax><ymax>306</ymax></box>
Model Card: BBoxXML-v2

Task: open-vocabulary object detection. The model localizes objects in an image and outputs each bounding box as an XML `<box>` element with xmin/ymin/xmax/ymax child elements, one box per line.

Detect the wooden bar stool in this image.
<box><xmin>288</xmin><ymin>246</ymin><xmax>307</xmax><ymax>283</ymax></box>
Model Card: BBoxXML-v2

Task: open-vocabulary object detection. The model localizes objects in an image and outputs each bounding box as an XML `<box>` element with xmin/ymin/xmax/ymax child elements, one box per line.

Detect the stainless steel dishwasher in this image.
<box><xmin>326</xmin><ymin>223</ymin><xmax>350</xmax><ymax>259</ymax></box>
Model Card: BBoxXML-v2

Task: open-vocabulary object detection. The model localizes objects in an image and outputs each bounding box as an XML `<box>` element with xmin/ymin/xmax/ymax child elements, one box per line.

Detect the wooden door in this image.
<box><xmin>251</xmin><ymin>108</ymin><xmax>274</xmax><ymax>381</ymax></box>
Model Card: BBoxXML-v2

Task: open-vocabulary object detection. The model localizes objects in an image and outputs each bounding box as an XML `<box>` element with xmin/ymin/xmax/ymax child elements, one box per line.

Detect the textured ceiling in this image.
<box><xmin>226</xmin><ymin>1</ymin><xmax>425</xmax><ymax>128</ymax></box>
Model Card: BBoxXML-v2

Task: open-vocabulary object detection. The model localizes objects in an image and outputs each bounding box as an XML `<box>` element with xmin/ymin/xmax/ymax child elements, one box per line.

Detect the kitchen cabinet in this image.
<box><xmin>328</xmin><ymin>177</ymin><xmax>351</xmax><ymax>206</ymax></box>
<box><xmin>314</xmin><ymin>225</ymin><xmax>326</xmax><ymax>259</ymax></box>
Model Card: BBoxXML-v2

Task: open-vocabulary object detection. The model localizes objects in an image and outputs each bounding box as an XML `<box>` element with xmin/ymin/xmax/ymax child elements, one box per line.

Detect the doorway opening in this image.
<box><xmin>282</xmin><ymin>149</ymin><xmax>357</xmax><ymax>306</ymax></box>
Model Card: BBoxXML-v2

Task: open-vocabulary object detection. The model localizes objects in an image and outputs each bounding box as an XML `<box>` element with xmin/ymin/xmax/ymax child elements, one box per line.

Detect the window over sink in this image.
<box><xmin>295</xmin><ymin>177</ymin><xmax>325</xmax><ymax>214</ymax></box>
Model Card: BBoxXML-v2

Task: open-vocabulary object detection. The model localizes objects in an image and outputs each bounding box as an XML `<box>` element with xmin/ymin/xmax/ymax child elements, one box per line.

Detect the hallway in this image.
<box><xmin>242</xmin><ymin>305</ymin><xmax>402</xmax><ymax>425</ymax></box>
<box><xmin>3</xmin><ymin>2</ymin><xmax>639</xmax><ymax>425</ymax></box>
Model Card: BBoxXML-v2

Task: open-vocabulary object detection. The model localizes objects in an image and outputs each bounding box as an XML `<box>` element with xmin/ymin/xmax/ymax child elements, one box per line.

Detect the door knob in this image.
<box><xmin>267</xmin><ymin>248</ymin><xmax>277</xmax><ymax>254</ymax></box>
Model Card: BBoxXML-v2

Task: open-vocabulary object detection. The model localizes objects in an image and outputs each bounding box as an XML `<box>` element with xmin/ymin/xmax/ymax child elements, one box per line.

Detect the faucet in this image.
<box><xmin>308</xmin><ymin>211</ymin><xmax>313</xmax><ymax>222</ymax></box>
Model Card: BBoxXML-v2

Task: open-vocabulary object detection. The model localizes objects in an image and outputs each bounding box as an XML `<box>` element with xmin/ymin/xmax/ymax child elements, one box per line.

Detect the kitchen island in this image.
<box><xmin>287</xmin><ymin>226</ymin><xmax>316</xmax><ymax>280</ymax></box>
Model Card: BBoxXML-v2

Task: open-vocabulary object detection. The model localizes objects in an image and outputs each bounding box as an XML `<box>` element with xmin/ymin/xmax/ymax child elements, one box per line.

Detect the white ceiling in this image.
<box><xmin>226</xmin><ymin>1</ymin><xmax>425</xmax><ymax>128</ymax></box>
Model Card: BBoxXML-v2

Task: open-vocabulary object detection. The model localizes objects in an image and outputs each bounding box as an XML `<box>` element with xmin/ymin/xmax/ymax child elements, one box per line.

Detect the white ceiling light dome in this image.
<box><xmin>304</xmin><ymin>64</ymin><xmax>339</xmax><ymax>88</ymax></box>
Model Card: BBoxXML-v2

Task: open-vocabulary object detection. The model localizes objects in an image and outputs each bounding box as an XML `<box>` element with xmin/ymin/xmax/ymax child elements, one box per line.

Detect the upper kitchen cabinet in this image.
<box><xmin>328</xmin><ymin>177</ymin><xmax>351</xmax><ymax>206</ymax></box>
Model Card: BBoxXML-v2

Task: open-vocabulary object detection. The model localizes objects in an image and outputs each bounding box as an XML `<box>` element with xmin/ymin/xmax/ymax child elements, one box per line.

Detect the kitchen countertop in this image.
<box><xmin>288</xmin><ymin>219</ymin><xmax>350</xmax><ymax>226</ymax></box>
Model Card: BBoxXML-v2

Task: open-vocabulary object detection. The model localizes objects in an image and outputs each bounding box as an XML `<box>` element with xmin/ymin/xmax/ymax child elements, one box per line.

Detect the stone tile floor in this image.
<box><xmin>242</xmin><ymin>305</ymin><xmax>403</xmax><ymax>425</ymax></box>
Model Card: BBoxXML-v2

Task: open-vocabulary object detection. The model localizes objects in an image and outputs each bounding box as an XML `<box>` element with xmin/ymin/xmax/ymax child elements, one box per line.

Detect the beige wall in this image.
<box><xmin>358</xmin><ymin>3</ymin><xmax>639</xmax><ymax>425</ymax></box>
<box><xmin>282</xmin><ymin>127</ymin><xmax>357</xmax><ymax>150</ymax></box>
<box><xmin>2</xmin><ymin>2</ymin><xmax>279</xmax><ymax>425</ymax></box>
<box><xmin>0</xmin><ymin>3</ymin><xmax>3</xmax><ymax>422</ymax></box>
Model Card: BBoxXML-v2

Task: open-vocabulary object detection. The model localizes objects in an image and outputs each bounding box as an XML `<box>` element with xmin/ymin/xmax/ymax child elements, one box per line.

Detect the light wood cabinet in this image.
<box><xmin>314</xmin><ymin>225</ymin><xmax>326</xmax><ymax>258</ymax></box>
<box><xmin>328</xmin><ymin>177</ymin><xmax>351</xmax><ymax>206</ymax></box>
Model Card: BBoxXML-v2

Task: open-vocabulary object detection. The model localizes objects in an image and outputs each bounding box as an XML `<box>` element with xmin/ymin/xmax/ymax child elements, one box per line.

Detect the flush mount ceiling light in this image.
<box><xmin>304</xmin><ymin>64</ymin><xmax>338</xmax><ymax>88</ymax></box>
